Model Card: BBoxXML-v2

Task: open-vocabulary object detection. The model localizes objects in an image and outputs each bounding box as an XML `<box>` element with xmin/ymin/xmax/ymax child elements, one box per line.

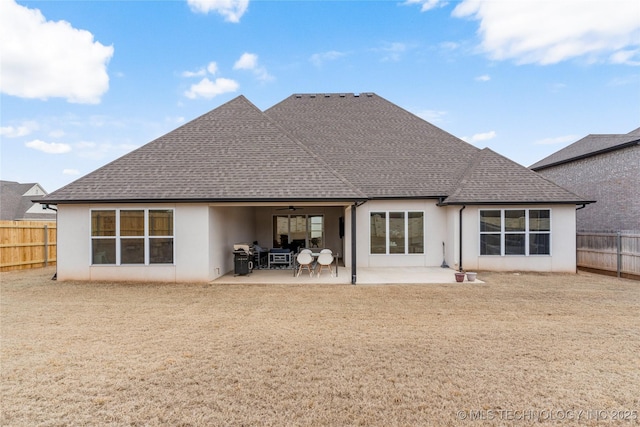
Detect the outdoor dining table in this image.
<box><xmin>292</xmin><ymin>251</ymin><xmax>339</xmax><ymax>277</ymax></box>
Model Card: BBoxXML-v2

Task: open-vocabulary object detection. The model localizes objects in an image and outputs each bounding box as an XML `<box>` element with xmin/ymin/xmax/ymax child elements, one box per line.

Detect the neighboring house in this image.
<box><xmin>41</xmin><ymin>93</ymin><xmax>589</xmax><ymax>283</ymax></box>
<box><xmin>0</xmin><ymin>181</ymin><xmax>56</xmax><ymax>221</ymax></box>
<box><xmin>530</xmin><ymin>128</ymin><xmax>640</xmax><ymax>232</ymax></box>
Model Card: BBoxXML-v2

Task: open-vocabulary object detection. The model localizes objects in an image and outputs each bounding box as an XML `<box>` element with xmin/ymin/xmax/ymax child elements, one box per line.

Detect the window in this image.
<box><xmin>370</xmin><ymin>211</ymin><xmax>424</xmax><ymax>255</ymax></box>
<box><xmin>91</xmin><ymin>210</ymin><xmax>116</xmax><ymax>264</ymax></box>
<box><xmin>91</xmin><ymin>209</ymin><xmax>174</xmax><ymax>265</ymax></box>
<box><xmin>480</xmin><ymin>209</ymin><xmax>550</xmax><ymax>256</ymax></box>
<box><xmin>273</xmin><ymin>214</ymin><xmax>324</xmax><ymax>249</ymax></box>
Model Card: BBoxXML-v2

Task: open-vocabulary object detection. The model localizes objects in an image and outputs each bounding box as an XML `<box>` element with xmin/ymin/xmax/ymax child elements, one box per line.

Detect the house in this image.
<box><xmin>41</xmin><ymin>93</ymin><xmax>590</xmax><ymax>283</ymax></box>
<box><xmin>530</xmin><ymin>128</ymin><xmax>640</xmax><ymax>232</ymax></box>
<box><xmin>1</xmin><ymin>181</ymin><xmax>56</xmax><ymax>221</ymax></box>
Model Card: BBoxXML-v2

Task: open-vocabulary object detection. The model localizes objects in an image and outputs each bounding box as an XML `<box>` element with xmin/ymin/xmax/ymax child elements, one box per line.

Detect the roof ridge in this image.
<box><xmin>445</xmin><ymin>147</ymin><xmax>488</xmax><ymax>200</ymax></box>
<box><xmin>530</xmin><ymin>132</ymin><xmax>640</xmax><ymax>170</ymax></box>
<box><xmin>262</xmin><ymin>105</ymin><xmax>368</xmax><ymax>199</ymax></box>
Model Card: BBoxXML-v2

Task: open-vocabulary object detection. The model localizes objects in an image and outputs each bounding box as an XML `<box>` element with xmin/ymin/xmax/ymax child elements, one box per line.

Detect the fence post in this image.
<box><xmin>617</xmin><ymin>232</ymin><xmax>621</xmax><ymax>278</ymax></box>
<box><xmin>44</xmin><ymin>224</ymin><xmax>49</xmax><ymax>267</ymax></box>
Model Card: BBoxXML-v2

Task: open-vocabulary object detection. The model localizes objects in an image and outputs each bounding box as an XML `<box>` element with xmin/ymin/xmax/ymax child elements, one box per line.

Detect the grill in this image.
<box><xmin>233</xmin><ymin>244</ymin><xmax>253</xmax><ymax>276</ymax></box>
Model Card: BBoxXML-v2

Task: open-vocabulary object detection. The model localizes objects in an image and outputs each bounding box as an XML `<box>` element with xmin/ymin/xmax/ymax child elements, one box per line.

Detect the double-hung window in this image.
<box><xmin>370</xmin><ymin>211</ymin><xmax>424</xmax><ymax>254</ymax></box>
<box><xmin>480</xmin><ymin>209</ymin><xmax>550</xmax><ymax>256</ymax></box>
<box><xmin>91</xmin><ymin>209</ymin><xmax>174</xmax><ymax>265</ymax></box>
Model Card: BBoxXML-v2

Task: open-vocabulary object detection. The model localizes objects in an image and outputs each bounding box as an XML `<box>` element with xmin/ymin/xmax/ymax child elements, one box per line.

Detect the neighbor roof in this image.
<box><xmin>43</xmin><ymin>93</ymin><xmax>588</xmax><ymax>205</ymax></box>
<box><xmin>530</xmin><ymin>128</ymin><xmax>640</xmax><ymax>171</ymax></box>
<box><xmin>1</xmin><ymin>181</ymin><xmax>55</xmax><ymax>220</ymax></box>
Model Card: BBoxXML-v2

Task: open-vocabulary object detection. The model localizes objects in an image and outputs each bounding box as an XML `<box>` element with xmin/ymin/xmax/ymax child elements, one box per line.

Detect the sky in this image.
<box><xmin>1</xmin><ymin>0</ymin><xmax>639</xmax><ymax>193</ymax></box>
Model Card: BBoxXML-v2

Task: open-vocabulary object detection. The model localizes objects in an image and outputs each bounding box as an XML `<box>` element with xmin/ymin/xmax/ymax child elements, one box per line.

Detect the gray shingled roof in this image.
<box><xmin>530</xmin><ymin>128</ymin><xmax>640</xmax><ymax>170</ymax></box>
<box><xmin>43</xmin><ymin>93</ymin><xmax>589</xmax><ymax>205</ymax></box>
<box><xmin>265</xmin><ymin>93</ymin><xmax>481</xmax><ymax>198</ymax></box>
<box><xmin>45</xmin><ymin>96</ymin><xmax>366</xmax><ymax>202</ymax></box>
<box><xmin>1</xmin><ymin>181</ymin><xmax>55</xmax><ymax>220</ymax></box>
<box><xmin>444</xmin><ymin>149</ymin><xmax>588</xmax><ymax>204</ymax></box>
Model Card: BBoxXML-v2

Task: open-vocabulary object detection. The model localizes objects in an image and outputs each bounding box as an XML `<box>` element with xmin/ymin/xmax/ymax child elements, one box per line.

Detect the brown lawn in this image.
<box><xmin>1</xmin><ymin>267</ymin><xmax>639</xmax><ymax>426</ymax></box>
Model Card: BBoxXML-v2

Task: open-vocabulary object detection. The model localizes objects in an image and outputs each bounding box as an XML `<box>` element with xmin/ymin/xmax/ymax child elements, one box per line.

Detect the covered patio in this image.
<box><xmin>212</xmin><ymin>266</ymin><xmax>483</xmax><ymax>285</ymax></box>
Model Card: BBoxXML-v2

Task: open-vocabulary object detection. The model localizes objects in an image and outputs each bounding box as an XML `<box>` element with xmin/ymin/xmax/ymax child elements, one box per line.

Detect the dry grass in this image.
<box><xmin>1</xmin><ymin>267</ymin><xmax>639</xmax><ymax>426</ymax></box>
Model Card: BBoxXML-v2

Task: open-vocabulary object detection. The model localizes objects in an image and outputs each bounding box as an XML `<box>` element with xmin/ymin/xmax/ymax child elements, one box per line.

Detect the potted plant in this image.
<box><xmin>454</xmin><ymin>271</ymin><xmax>465</xmax><ymax>282</ymax></box>
<box><xmin>466</xmin><ymin>272</ymin><xmax>477</xmax><ymax>282</ymax></box>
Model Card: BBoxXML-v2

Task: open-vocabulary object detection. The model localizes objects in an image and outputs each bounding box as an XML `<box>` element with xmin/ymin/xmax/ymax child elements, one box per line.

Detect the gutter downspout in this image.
<box><xmin>349</xmin><ymin>200</ymin><xmax>368</xmax><ymax>285</ymax></box>
<box><xmin>576</xmin><ymin>204</ymin><xmax>587</xmax><ymax>211</ymax></box>
<box><xmin>459</xmin><ymin>205</ymin><xmax>466</xmax><ymax>272</ymax></box>
<box><xmin>351</xmin><ymin>202</ymin><xmax>357</xmax><ymax>285</ymax></box>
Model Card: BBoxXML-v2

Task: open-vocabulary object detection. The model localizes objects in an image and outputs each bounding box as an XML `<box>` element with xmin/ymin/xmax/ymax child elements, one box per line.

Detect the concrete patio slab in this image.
<box><xmin>213</xmin><ymin>266</ymin><xmax>484</xmax><ymax>285</ymax></box>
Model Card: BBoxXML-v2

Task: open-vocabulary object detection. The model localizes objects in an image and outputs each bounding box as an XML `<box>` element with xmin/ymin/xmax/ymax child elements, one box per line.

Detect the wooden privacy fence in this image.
<box><xmin>577</xmin><ymin>231</ymin><xmax>640</xmax><ymax>278</ymax></box>
<box><xmin>0</xmin><ymin>221</ymin><xmax>57</xmax><ymax>272</ymax></box>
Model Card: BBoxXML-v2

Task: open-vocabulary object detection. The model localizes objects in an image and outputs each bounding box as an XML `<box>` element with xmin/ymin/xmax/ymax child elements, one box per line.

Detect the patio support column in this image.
<box><xmin>351</xmin><ymin>202</ymin><xmax>357</xmax><ymax>285</ymax></box>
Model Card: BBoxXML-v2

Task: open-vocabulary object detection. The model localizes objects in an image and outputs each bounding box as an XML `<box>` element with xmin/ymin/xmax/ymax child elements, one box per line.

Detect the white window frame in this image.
<box><xmin>272</xmin><ymin>214</ymin><xmax>324</xmax><ymax>249</ymax></box>
<box><xmin>479</xmin><ymin>209</ymin><xmax>551</xmax><ymax>256</ymax></box>
<box><xmin>369</xmin><ymin>210</ymin><xmax>425</xmax><ymax>255</ymax></box>
<box><xmin>90</xmin><ymin>208</ymin><xmax>175</xmax><ymax>265</ymax></box>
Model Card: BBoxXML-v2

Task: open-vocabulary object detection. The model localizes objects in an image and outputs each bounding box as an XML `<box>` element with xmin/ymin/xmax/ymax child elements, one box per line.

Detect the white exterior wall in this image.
<box><xmin>56</xmin><ymin>204</ymin><xmax>212</xmax><ymax>282</ymax></box>
<box><xmin>353</xmin><ymin>201</ymin><xmax>577</xmax><ymax>273</ymax></box>
<box><xmin>453</xmin><ymin>204</ymin><xmax>577</xmax><ymax>273</ymax></box>
<box><xmin>355</xmin><ymin>200</ymin><xmax>446</xmax><ymax>268</ymax></box>
<box><xmin>209</xmin><ymin>206</ymin><xmax>255</xmax><ymax>279</ymax></box>
<box><xmin>56</xmin><ymin>201</ymin><xmax>578</xmax><ymax>283</ymax></box>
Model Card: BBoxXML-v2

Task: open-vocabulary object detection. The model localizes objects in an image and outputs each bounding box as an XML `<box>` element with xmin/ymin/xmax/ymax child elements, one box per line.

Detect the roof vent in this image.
<box><xmin>366</xmin><ymin>93</ymin><xmax>373</xmax><ymax>97</ymax></box>
<box><xmin>354</xmin><ymin>93</ymin><xmax>360</xmax><ymax>97</ymax></box>
<box><xmin>295</xmin><ymin>94</ymin><xmax>302</xmax><ymax>98</ymax></box>
<box><xmin>339</xmin><ymin>93</ymin><xmax>346</xmax><ymax>98</ymax></box>
<box><xmin>310</xmin><ymin>94</ymin><xmax>316</xmax><ymax>98</ymax></box>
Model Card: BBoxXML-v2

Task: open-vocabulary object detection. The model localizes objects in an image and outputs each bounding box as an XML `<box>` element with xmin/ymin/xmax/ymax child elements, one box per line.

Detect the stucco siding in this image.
<box><xmin>459</xmin><ymin>205</ymin><xmax>576</xmax><ymax>273</ymax></box>
<box><xmin>56</xmin><ymin>204</ymin><xmax>91</xmax><ymax>281</ymax></box>
<box><xmin>356</xmin><ymin>200</ymin><xmax>446</xmax><ymax>268</ymax></box>
<box><xmin>56</xmin><ymin>204</ymin><xmax>213</xmax><ymax>282</ymax></box>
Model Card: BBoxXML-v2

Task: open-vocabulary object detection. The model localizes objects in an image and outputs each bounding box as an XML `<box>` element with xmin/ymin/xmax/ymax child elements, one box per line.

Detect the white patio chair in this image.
<box><xmin>300</xmin><ymin>249</ymin><xmax>312</xmax><ymax>254</ymax></box>
<box><xmin>296</xmin><ymin>252</ymin><xmax>314</xmax><ymax>277</ymax></box>
<box><xmin>320</xmin><ymin>248</ymin><xmax>332</xmax><ymax>254</ymax></box>
<box><xmin>316</xmin><ymin>252</ymin><xmax>334</xmax><ymax>277</ymax></box>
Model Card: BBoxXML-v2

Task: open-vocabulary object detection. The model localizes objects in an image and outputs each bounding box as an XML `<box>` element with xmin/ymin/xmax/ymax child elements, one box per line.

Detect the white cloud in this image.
<box><xmin>63</xmin><ymin>169</ymin><xmax>80</xmax><ymax>176</ymax></box>
<box><xmin>25</xmin><ymin>139</ymin><xmax>72</xmax><ymax>154</ymax></box>
<box><xmin>461</xmin><ymin>130</ymin><xmax>496</xmax><ymax>143</ymax></box>
<box><xmin>75</xmin><ymin>141</ymin><xmax>97</xmax><ymax>149</ymax></box>
<box><xmin>610</xmin><ymin>49</ymin><xmax>640</xmax><ymax>66</ymax></box>
<box><xmin>183</xmin><ymin>61</ymin><xmax>219</xmax><ymax>78</ymax></box>
<box><xmin>75</xmin><ymin>141</ymin><xmax>139</xmax><ymax>160</ymax></box>
<box><xmin>440</xmin><ymin>41</ymin><xmax>460</xmax><ymax>51</ymax></box>
<box><xmin>186</xmin><ymin>0</ymin><xmax>249</xmax><ymax>23</ymax></box>
<box><xmin>182</xmin><ymin>68</ymin><xmax>207</xmax><ymax>78</ymax></box>
<box><xmin>184</xmin><ymin>77</ymin><xmax>239</xmax><ymax>99</ymax></box>
<box><xmin>452</xmin><ymin>0</ymin><xmax>640</xmax><ymax>65</ymax></box>
<box><xmin>607</xmin><ymin>74</ymin><xmax>640</xmax><ymax>86</ymax></box>
<box><xmin>0</xmin><ymin>0</ymin><xmax>113</xmax><ymax>104</ymax></box>
<box><xmin>378</xmin><ymin>42</ymin><xmax>408</xmax><ymax>62</ymax></box>
<box><xmin>404</xmin><ymin>0</ymin><xmax>448</xmax><ymax>12</ymax></box>
<box><xmin>310</xmin><ymin>51</ymin><xmax>347</xmax><ymax>67</ymax></box>
<box><xmin>1</xmin><ymin>121</ymin><xmax>38</xmax><ymax>138</ymax></box>
<box><xmin>233</xmin><ymin>53</ymin><xmax>273</xmax><ymax>82</ymax></box>
<box><xmin>534</xmin><ymin>135</ymin><xmax>579</xmax><ymax>145</ymax></box>
<box><xmin>475</xmin><ymin>74</ymin><xmax>490</xmax><ymax>82</ymax></box>
<box><xmin>49</xmin><ymin>129</ymin><xmax>66</xmax><ymax>138</ymax></box>
<box><xmin>207</xmin><ymin>62</ymin><xmax>219</xmax><ymax>75</ymax></box>
<box><xmin>234</xmin><ymin>53</ymin><xmax>258</xmax><ymax>70</ymax></box>
<box><xmin>414</xmin><ymin>109</ymin><xmax>447</xmax><ymax>123</ymax></box>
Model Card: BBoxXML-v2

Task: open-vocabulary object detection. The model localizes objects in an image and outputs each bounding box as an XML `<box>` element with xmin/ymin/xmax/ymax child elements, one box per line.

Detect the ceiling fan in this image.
<box><xmin>276</xmin><ymin>206</ymin><xmax>304</xmax><ymax>211</ymax></box>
